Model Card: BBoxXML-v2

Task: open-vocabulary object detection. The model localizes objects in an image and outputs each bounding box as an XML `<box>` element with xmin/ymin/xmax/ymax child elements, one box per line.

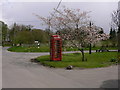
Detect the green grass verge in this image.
<box><xmin>7</xmin><ymin>46</ymin><xmax>50</xmax><ymax>52</ymax></box>
<box><xmin>63</xmin><ymin>47</ymin><xmax>117</xmax><ymax>51</ymax></box>
<box><xmin>36</xmin><ymin>52</ymin><xmax>118</xmax><ymax>68</ymax></box>
<box><xmin>8</xmin><ymin>46</ymin><xmax>117</xmax><ymax>52</ymax></box>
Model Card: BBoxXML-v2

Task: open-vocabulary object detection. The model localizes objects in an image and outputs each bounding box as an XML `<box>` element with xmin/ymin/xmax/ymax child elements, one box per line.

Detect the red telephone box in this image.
<box><xmin>50</xmin><ymin>35</ymin><xmax>62</xmax><ymax>61</ymax></box>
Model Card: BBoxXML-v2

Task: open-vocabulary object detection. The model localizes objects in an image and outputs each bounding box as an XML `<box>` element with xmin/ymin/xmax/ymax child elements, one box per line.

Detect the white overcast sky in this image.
<box><xmin>0</xmin><ymin>0</ymin><xmax>120</xmax><ymax>33</ymax></box>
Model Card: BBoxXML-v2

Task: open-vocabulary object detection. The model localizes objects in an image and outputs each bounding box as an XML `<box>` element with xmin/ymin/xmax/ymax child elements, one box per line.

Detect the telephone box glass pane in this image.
<box><xmin>55</xmin><ymin>40</ymin><xmax>60</xmax><ymax>58</ymax></box>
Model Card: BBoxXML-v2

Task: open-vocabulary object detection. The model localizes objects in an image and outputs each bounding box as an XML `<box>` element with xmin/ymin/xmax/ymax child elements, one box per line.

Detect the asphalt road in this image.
<box><xmin>2</xmin><ymin>47</ymin><xmax>118</xmax><ymax>88</ymax></box>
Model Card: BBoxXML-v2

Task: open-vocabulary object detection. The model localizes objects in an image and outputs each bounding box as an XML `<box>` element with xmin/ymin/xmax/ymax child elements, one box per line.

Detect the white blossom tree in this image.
<box><xmin>35</xmin><ymin>6</ymin><xmax>109</xmax><ymax>61</ymax></box>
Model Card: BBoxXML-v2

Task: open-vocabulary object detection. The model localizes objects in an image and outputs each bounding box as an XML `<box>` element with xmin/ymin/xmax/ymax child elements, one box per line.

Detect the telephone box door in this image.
<box><xmin>50</xmin><ymin>35</ymin><xmax>62</xmax><ymax>61</ymax></box>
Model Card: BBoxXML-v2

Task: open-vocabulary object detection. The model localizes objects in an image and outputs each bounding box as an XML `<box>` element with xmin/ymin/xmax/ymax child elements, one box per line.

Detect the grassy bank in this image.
<box><xmin>36</xmin><ymin>52</ymin><xmax>118</xmax><ymax>68</ymax></box>
<box><xmin>7</xmin><ymin>46</ymin><xmax>50</xmax><ymax>52</ymax></box>
<box><xmin>8</xmin><ymin>46</ymin><xmax>117</xmax><ymax>52</ymax></box>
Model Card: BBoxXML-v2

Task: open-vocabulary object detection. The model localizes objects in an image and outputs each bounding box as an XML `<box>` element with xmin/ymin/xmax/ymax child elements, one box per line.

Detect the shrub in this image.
<box><xmin>110</xmin><ymin>58</ymin><xmax>118</xmax><ymax>62</ymax></box>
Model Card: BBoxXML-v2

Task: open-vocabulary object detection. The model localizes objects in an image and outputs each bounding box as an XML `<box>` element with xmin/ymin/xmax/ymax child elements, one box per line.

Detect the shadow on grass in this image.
<box><xmin>100</xmin><ymin>79</ymin><xmax>119</xmax><ymax>89</ymax></box>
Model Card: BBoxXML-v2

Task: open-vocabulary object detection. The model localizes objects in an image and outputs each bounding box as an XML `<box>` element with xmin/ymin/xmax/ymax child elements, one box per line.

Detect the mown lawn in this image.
<box><xmin>8</xmin><ymin>46</ymin><xmax>117</xmax><ymax>52</ymax></box>
<box><xmin>64</xmin><ymin>46</ymin><xmax>118</xmax><ymax>51</ymax></box>
<box><xmin>7</xmin><ymin>46</ymin><xmax>50</xmax><ymax>52</ymax></box>
<box><xmin>36</xmin><ymin>52</ymin><xmax>118</xmax><ymax>68</ymax></box>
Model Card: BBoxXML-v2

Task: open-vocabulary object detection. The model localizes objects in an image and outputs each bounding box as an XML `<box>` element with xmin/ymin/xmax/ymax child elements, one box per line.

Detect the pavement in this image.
<box><xmin>2</xmin><ymin>47</ymin><xmax>119</xmax><ymax>88</ymax></box>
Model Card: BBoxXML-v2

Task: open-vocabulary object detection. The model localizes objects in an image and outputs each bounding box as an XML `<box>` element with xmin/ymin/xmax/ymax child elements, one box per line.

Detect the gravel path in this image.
<box><xmin>2</xmin><ymin>47</ymin><xmax>118</xmax><ymax>88</ymax></box>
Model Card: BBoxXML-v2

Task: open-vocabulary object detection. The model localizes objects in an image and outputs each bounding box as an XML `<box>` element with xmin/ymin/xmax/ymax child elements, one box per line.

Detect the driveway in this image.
<box><xmin>2</xmin><ymin>47</ymin><xmax>118</xmax><ymax>88</ymax></box>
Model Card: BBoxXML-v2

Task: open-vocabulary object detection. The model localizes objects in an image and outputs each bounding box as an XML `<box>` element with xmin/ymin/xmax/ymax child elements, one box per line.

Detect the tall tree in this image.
<box><xmin>14</xmin><ymin>31</ymin><xmax>34</xmax><ymax>45</ymax></box>
<box><xmin>0</xmin><ymin>22</ymin><xmax>2</xmax><ymax>45</ymax></box>
<box><xmin>109</xmin><ymin>27</ymin><xmax>117</xmax><ymax>46</ymax></box>
<box><xmin>32</xmin><ymin>29</ymin><xmax>49</xmax><ymax>43</ymax></box>
<box><xmin>9</xmin><ymin>23</ymin><xmax>18</xmax><ymax>44</ymax></box>
<box><xmin>9</xmin><ymin>23</ymin><xmax>33</xmax><ymax>45</ymax></box>
<box><xmin>0</xmin><ymin>21</ymin><xmax>8</xmax><ymax>46</ymax></box>
<box><xmin>112</xmin><ymin>1</ymin><xmax>120</xmax><ymax>52</ymax></box>
<box><xmin>109</xmin><ymin>27</ymin><xmax>113</xmax><ymax>39</ymax></box>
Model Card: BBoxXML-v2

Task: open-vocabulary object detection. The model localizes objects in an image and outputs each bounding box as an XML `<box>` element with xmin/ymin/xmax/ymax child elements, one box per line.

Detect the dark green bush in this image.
<box><xmin>110</xmin><ymin>58</ymin><xmax>118</xmax><ymax>62</ymax></box>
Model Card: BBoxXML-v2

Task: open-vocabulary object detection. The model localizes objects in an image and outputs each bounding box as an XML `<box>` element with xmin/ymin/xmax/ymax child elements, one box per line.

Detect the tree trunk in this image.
<box><xmin>89</xmin><ymin>43</ymin><xmax>92</xmax><ymax>54</ymax></box>
<box><xmin>20</xmin><ymin>43</ymin><xmax>22</xmax><ymax>46</ymax></box>
<box><xmin>2</xmin><ymin>41</ymin><xmax>4</xmax><ymax>47</ymax></box>
<box><xmin>118</xmin><ymin>27</ymin><xmax>120</xmax><ymax>52</ymax></box>
<box><xmin>78</xmin><ymin>48</ymin><xmax>85</xmax><ymax>61</ymax></box>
